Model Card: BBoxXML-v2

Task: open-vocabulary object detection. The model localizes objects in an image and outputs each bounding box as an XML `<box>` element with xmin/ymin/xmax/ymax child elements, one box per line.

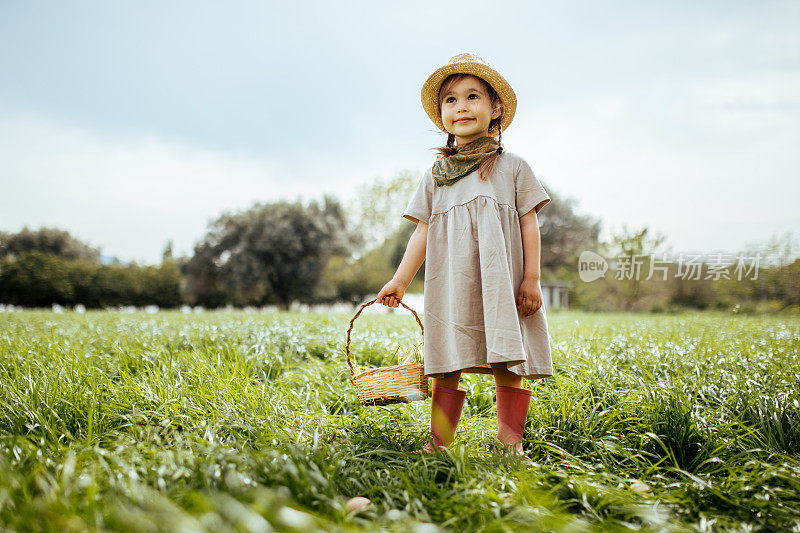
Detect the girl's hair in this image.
<box><xmin>434</xmin><ymin>73</ymin><xmax>504</xmax><ymax>181</ymax></box>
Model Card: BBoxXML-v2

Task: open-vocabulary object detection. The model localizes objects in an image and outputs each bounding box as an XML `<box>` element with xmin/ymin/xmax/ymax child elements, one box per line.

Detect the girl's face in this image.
<box><xmin>439</xmin><ymin>75</ymin><xmax>501</xmax><ymax>146</ymax></box>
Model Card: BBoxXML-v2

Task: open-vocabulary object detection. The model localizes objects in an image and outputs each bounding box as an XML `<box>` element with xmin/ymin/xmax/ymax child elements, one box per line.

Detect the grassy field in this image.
<box><xmin>0</xmin><ymin>309</ymin><xmax>798</xmax><ymax>532</ymax></box>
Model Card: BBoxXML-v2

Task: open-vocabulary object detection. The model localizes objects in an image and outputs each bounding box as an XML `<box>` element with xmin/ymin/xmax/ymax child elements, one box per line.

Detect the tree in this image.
<box><xmin>0</xmin><ymin>227</ymin><xmax>101</xmax><ymax>263</ymax></box>
<box><xmin>318</xmin><ymin>249</ymin><xmax>395</xmax><ymax>306</ymax></box>
<box><xmin>609</xmin><ymin>225</ymin><xmax>668</xmax><ymax>310</ymax></box>
<box><xmin>180</xmin><ymin>241</ymin><xmax>228</xmax><ymax>308</ymax></box>
<box><xmin>186</xmin><ymin>196</ymin><xmax>357</xmax><ymax>309</ymax></box>
<box><xmin>0</xmin><ymin>252</ymin><xmax>74</xmax><ymax>306</ymax></box>
<box><xmin>537</xmin><ymin>194</ymin><xmax>602</xmax><ymax>272</ymax></box>
<box><xmin>140</xmin><ymin>262</ymin><xmax>182</xmax><ymax>308</ymax></box>
<box><xmin>784</xmin><ymin>258</ymin><xmax>800</xmax><ymax>307</ymax></box>
<box><xmin>317</xmin><ymin>220</ymin><xmax>427</xmax><ymax>306</ymax></box>
<box><xmin>347</xmin><ymin>170</ymin><xmax>418</xmax><ymax>258</ymax></box>
<box><xmin>162</xmin><ymin>240</ymin><xmax>175</xmax><ymax>262</ymax></box>
<box><xmin>738</xmin><ymin>231</ymin><xmax>799</xmax><ymax>309</ymax></box>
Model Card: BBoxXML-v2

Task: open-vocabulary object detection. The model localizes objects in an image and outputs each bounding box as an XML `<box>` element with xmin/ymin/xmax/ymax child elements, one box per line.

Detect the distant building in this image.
<box><xmin>541</xmin><ymin>281</ymin><xmax>573</xmax><ymax>309</ymax></box>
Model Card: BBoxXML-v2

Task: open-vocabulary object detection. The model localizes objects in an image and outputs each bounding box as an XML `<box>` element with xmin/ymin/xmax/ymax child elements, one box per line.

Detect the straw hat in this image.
<box><xmin>421</xmin><ymin>53</ymin><xmax>517</xmax><ymax>134</ymax></box>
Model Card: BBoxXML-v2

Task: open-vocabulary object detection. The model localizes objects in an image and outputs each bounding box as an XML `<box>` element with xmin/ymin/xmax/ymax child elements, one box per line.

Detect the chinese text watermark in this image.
<box><xmin>578</xmin><ymin>251</ymin><xmax>762</xmax><ymax>282</ymax></box>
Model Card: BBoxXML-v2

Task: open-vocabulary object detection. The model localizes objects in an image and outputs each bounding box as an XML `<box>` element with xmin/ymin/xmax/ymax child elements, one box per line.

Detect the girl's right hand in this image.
<box><xmin>376</xmin><ymin>279</ymin><xmax>406</xmax><ymax>308</ymax></box>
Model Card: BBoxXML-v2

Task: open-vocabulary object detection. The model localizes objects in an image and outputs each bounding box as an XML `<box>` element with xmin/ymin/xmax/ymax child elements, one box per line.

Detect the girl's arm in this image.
<box><xmin>394</xmin><ymin>221</ymin><xmax>428</xmax><ymax>287</ymax></box>
<box><xmin>517</xmin><ymin>210</ymin><xmax>543</xmax><ymax>315</ymax></box>
<box><xmin>519</xmin><ymin>210</ymin><xmax>541</xmax><ymax>281</ymax></box>
<box><xmin>377</xmin><ymin>221</ymin><xmax>428</xmax><ymax>307</ymax></box>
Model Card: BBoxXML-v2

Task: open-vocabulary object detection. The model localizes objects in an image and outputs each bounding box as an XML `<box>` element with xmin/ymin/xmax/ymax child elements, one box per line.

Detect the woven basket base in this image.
<box><xmin>352</xmin><ymin>363</ymin><xmax>429</xmax><ymax>406</ymax></box>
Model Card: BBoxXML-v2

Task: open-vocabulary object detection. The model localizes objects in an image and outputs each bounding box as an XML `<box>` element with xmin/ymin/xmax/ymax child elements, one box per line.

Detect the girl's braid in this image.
<box><xmin>444</xmin><ymin>133</ymin><xmax>457</xmax><ymax>155</ymax></box>
<box><xmin>496</xmin><ymin>116</ymin><xmax>504</xmax><ymax>154</ymax></box>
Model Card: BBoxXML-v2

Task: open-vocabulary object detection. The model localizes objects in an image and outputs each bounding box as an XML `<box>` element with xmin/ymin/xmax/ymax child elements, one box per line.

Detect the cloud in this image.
<box><xmin>0</xmin><ymin>109</ymin><xmax>434</xmax><ymax>264</ymax></box>
<box><xmin>509</xmin><ymin>72</ymin><xmax>800</xmax><ymax>255</ymax></box>
<box><xmin>0</xmin><ymin>111</ymin><xmax>338</xmax><ymax>263</ymax></box>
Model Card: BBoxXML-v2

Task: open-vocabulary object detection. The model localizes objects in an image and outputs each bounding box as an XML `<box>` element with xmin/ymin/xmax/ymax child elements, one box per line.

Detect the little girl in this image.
<box><xmin>376</xmin><ymin>53</ymin><xmax>553</xmax><ymax>460</ymax></box>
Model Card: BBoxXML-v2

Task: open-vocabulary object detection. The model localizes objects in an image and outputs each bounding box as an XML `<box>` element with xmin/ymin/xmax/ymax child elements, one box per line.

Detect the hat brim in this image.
<box><xmin>421</xmin><ymin>61</ymin><xmax>517</xmax><ymax>134</ymax></box>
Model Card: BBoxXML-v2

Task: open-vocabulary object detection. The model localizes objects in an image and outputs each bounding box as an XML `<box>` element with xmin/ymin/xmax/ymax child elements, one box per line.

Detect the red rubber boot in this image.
<box><xmin>495</xmin><ymin>385</ymin><xmax>533</xmax><ymax>461</ymax></box>
<box><xmin>417</xmin><ymin>385</ymin><xmax>467</xmax><ymax>453</ymax></box>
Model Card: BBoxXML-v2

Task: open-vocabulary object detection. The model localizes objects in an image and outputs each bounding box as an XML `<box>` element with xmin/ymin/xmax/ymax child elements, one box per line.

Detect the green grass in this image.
<box><xmin>0</xmin><ymin>309</ymin><xmax>798</xmax><ymax>532</ymax></box>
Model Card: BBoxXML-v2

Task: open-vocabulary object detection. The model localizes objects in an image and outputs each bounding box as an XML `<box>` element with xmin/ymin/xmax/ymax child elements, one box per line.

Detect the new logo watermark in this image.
<box><xmin>578</xmin><ymin>251</ymin><xmax>763</xmax><ymax>282</ymax></box>
<box><xmin>578</xmin><ymin>251</ymin><xmax>608</xmax><ymax>282</ymax></box>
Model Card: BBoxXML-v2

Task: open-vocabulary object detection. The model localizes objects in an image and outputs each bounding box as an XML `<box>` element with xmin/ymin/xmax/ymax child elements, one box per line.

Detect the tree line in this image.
<box><xmin>1</xmin><ymin>174</ymin><xmax>797</xmax><ymax>312</ymax></box>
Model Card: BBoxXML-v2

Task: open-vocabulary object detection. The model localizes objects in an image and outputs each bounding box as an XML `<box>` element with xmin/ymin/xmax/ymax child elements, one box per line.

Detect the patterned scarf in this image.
<box><xmin>432</xmin><ymin>136</ymin><xmax>501</xmax><ymax>187</ymax></box>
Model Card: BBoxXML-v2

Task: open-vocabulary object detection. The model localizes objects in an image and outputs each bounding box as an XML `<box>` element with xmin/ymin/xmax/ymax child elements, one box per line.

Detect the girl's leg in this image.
<box><xmin>490</xmin><ymin>362</ymin><xmax>522</xmax><ymax>388</ymax></box>
<box><xmin>420</xmin><ymin>370</ymin><xmax>465</xmax><ymax>452</ymax></box>
<box><xmin>491</xmin><ymin>363</ymin><xmax>532</xmax><ymax>460</ymax></box>
<box><xmin>433</xmin><ymin>369</ymin><xmax>462</xmax><ymax>389</ymax></box>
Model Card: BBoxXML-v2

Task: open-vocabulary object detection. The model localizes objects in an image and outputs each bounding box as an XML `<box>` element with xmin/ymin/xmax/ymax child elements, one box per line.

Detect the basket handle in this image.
<box><xmin>345</xmin><ymin>298</ymin><xmax>424</xmax><ymax>375</ymax></box>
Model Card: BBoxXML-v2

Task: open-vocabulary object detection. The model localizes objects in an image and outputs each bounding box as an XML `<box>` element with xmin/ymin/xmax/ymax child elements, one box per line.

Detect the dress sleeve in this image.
<box><xmin>403</xmin><ymin>168</ymin><xmax>434</xmax><ymax>224</ymax></box>
<box><xmin>515</xmin><ymin>158</ymin><xmax>550</xmax><ymax>218</ymax></box>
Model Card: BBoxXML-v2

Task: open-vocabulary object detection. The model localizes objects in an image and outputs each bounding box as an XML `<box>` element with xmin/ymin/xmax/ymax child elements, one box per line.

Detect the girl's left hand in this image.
<box><xmin>516</xmin><ymin>278</ymin><xmax>543</xmax><ymax>317</ymax></box>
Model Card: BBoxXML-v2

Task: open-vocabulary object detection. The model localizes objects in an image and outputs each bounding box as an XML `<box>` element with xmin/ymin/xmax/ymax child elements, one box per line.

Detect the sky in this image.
<box><xmin>1</xmin><ymin>1</ymin><xmax>798</xmax><ymax>264</ymax></box>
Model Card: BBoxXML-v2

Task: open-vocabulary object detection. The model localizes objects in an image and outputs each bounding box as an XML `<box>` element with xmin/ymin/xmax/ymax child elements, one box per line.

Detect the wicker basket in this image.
<box><xmin>345</xmin><ymin>298</ymin><xmax>429</xmax><ymax>406</ymax></box>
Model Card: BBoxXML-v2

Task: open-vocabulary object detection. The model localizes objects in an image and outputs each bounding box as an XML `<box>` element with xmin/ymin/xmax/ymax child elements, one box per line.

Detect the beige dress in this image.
<box><xmin>403</xmin><ymin>151</ymin><xmax>553</xmax><ymax>380</ymax></box>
